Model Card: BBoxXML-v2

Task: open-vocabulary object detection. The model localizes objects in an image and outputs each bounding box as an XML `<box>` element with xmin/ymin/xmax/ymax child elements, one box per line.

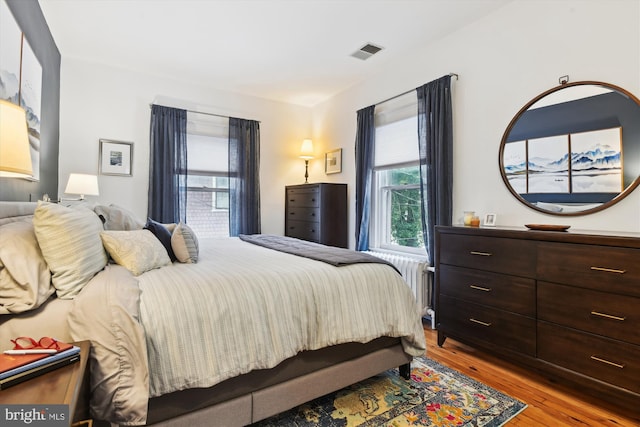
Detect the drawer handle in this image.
<box><xmin>470</xmin><ymin>285</ymin><xmax>492</xmax><ymax>292</ymax></box>
<box><xmin>590</xmin><ymin>266</ymin><xmax>626</xmax><ymax>274</ymax></box>
<box><xmin>470</xmin><ymin>251</ymin><xmax>492</xmax><ymax>257</ymax></box>
<box><xmin>469</xmin><ymin>318</ymin><xmax>492</xmax><ymax>327</ymax></box>
<box><xmin>590</xmin><ymin>355</ymin><xmax>625</xmax><ymax>369</ymax></box>
<box><xmin>590</xmin><ymin>311</ymin><xmax>626</xmax><ymax>321</ymax></box>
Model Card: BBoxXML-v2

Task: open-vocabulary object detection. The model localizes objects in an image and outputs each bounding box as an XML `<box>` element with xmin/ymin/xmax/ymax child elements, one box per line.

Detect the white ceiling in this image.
<box><xmin>39</xmin><ymin>0</ymin><xmax>511</xmax><ymax>107</ymax></box>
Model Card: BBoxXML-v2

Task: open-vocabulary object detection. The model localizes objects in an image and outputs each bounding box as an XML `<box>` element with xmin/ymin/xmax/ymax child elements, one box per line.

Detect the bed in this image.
<box><xmin>0</xmin><ymin>201</ymin><xmax>426</xmax><ymax>426</ymax></box>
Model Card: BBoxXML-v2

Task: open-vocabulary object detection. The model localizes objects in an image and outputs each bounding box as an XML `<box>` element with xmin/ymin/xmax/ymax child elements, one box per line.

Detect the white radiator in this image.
<box><xmin>365</xmin><ymin>251</ymin><xmax>435</xmax><ymax>328</ymax></box>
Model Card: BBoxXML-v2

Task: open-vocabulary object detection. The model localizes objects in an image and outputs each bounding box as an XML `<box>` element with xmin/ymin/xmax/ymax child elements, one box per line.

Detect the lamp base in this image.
<box><xmin>59</xmin><ymin>195</ymin><xmax>86</xmax><ymax>202</ymax></box>
<box><xmin>304</xmin><ymin>160</ymin><xmax>309</xmax><ymax>184</ymax></box>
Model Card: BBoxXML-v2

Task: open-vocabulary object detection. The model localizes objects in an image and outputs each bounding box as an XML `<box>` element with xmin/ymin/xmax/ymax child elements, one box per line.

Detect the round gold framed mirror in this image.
<box><xmin>499</xmin><ymin>81</ymin><xmax>640</xmax><ymax>216</ymax></box>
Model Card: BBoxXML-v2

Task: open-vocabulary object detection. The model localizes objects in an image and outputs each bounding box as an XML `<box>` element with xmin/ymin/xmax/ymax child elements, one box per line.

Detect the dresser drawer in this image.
<box><xmin>286</xmin><ymin>187</ymin><xmax>320</xmax><ymax>207</ymax></box>
<box><xmin>287</xmin><ymin>207</ymin><xmax>319</xmax><ymax>222</ymax></box>
<box><xmin>285</xmin><ymin>220</ymin><xmax>319</xmax><ymax>242</ymax></box>
<box><xmin>439</xmin><ymin>295</ymin><xmax>536</xmax><ymax>356</ymax></box>
<box><xmin>538</xmin><ymin>281</ymin><xmax>640</xmax><ymax>346</ymax></box>
<box><xmin>439</xmin><ymin>265</ymin><xmax>535</xmax><ymax>316</ymax></box>
<box><xmin>439</xmin><ymin>234</ymin><xmax>536</xmax><ymax>277</ymax></box>
<box><xmin>538</xmin><ymin>322</ymin><xmax>640</xmax><ymax>394</ymax></box>
<box><xmin>538</xmin><ymin>242</ymin><xmax>640</xmax><ymax>297</ymax></box>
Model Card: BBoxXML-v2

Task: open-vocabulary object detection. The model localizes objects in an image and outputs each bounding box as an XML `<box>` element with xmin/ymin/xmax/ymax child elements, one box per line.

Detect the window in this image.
<box><xmin>371</xmin><ymin>93</ymin><xmax>425</xmax><ymax>254</ymax></box>
<box><xmin>185</xmin><ymin>114</ymin><xmax>229</xmax><ymax>238</ymax></box>
<box><xmin>374</xmin><ymin>166</ymin><xmax>424</xmax><ymax>249</ymax></box>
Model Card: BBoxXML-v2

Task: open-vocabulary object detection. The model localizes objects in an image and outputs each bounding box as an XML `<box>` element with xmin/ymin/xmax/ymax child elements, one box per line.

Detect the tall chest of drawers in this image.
<box><xmin>435</xmin><ymin>225</ymin><xmax>640</xmax><ymax>412</ymax></box>
<box><xmin>285</xmin><ymin>183</ymin><xmax>347</xmax><ymax>248</ymax></box>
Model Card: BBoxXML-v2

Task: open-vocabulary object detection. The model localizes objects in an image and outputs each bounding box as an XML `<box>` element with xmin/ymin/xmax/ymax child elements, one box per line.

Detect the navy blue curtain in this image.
<box><xmin>148</xmin><ymin>105</ymin><xmax>188</xmax><ymax>223</ymax></box>
<box><xmin>229</xmin><ymin>117</ymin><xmax>261</xmax><ymax>236</ymax></box>
<box><xmin>417</xmin><ymin>75</ymin><xmax>453</xmax><ymax>265</ymax></box>
<box><xmin>354</xmin><ymin>105</ymin><xmax>375</xmax><ymax>251</ymax></box>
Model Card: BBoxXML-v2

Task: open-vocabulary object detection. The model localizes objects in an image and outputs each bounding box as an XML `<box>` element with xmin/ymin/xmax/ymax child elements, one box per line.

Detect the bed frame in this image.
<box><xmin>148</xmin><ymin>339</ymin><xmax>411</xmax><ymax>426</ymax></box>
<box><xmin>0</xmin><ymin>201</ymin><xmax>415</xmax><ymax>426</ymax></box>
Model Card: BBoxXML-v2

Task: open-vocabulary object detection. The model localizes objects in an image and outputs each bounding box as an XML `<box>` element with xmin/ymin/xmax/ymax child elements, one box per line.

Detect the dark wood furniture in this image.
<box><xmin>435</xmin><ymin>225</ymin><xmax>640</xmax><ymax>412</ymax></box>
<box><xmin>0</xmin><ymin>340</ymin><xmax>91</xmax><ymax>426</ymax></box>
<box><xmin>285</xmin><ymin>183</ymin><xmax>347</xmax><ymax>248</ymax></box>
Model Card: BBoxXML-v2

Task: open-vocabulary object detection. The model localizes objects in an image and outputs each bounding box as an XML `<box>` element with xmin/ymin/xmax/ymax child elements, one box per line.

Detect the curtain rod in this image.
<box><xmin>375</xmin><ymin>73</ymin><xmax>459</xmax><ymax>107</ymax></box>
<box><xmin>149</xmin><ymin>103</ymin><xmax>261</xmax><ymax>123</ymax></box>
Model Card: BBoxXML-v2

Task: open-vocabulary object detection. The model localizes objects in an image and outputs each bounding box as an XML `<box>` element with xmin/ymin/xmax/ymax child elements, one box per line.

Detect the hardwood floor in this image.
<box><xmin>422</xmin><ymin>326</ymin><xmax>640</xmax><ymax>426</ymax></box>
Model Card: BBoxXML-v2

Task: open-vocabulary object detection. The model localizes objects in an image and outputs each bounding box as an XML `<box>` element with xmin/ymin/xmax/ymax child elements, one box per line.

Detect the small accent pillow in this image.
<box><xmin>100</xmin><ymin>230</ymin><xmax>172</xmax><ymax>276</ymax></box>
<box><xmin>94</xmin><ymin>204</ymin><xmax>145</xmax><ymax>230</ymax></box>
<box><xmin>144</xmin><ymin>218</ymin><xmax>176</xmax><ymax>262</ymax></box>
<box><xmin>0</xmin><ymin>221</ymin><xmax>54</xmax><ymax>314</ymax></box>
<box><xmin>171</xmin><ymin>222</ymin><xmax>199</xmax><ymax>263</ymax></box>
<box><xmin>33</xmin><ymin>202</ymin><xmax>108</xmax><ymax>299</ymax></box>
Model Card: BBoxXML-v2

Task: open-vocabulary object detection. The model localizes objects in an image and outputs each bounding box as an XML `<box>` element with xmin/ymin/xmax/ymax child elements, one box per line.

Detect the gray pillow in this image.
<box><xmin>94</xmin><ymin>204</ymin><xmax>144</xmax><ymax>231</ymax></box>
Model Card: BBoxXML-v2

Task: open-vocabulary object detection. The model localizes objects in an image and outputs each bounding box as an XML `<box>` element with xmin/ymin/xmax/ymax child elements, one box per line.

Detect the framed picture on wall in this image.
<box><xmin>1</xmin><ymin>1</ymin><xmax>43</xmax><ymax>181</ymax></box>
<box><xmin>325</xmin><ymin>148</ymin><xmax>342</xmax><ymax>174</ymax></box>
<box><xmin>99</xmin><ymin>139</ymin><xmax>133</xmax><ymax>176</ymax></box>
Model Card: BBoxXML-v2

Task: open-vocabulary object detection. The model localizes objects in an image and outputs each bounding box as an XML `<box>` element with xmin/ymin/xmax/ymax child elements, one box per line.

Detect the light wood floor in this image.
<box><xmin>422</xmin><ymin>326</ymin><xmax>640</xmax><ymax>426</ymax></box>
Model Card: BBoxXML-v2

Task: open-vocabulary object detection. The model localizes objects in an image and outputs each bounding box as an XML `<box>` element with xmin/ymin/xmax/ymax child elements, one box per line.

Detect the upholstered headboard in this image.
<box><xmin>0</xmin><ymin>201</ymin><xmax>37</xmax><ymax>226</ymax></box>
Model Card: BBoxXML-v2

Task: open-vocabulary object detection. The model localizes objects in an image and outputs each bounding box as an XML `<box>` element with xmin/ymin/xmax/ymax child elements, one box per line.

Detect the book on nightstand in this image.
<box><xmin>0</xmin><ymin>343</ymin><xmax>81</xmax><ymax>390</ymax></box>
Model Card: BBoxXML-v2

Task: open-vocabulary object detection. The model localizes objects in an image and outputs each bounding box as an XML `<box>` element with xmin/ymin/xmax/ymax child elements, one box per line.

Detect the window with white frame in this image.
<box><xmin>185</xmin><ymin>113</ymin><xmax>229</xmax><ymax>238</ymax></box>
<box><xmin>371</xmin><ymin>93</ymin><xmax>425</xmax><ymax>254</ymax></box>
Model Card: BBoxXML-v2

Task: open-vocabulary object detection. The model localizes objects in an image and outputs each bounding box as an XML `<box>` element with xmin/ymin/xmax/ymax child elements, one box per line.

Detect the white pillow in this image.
<box><xmin>100</xmin><ymin>230</ymin><xmax>172</xmax><ymax>275</ymax></box>
<box><xmin>33</xmin><ymin>202</ymin><xmax>108</xmax><ymax>299</ymax></box>
<box><xmin>171</xmin><ymin>222</ymin><xmax>199</xmax><ymax>263</ymax></box>
<box><xmin>0</xmin><ymin>221</ymin><xmax>54</xmax><ymax>314</ymax></box>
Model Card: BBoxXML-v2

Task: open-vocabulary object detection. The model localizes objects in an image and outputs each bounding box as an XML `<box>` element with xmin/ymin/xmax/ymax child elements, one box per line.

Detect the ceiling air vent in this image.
<box><xmin>351</xmin><ymin>43</ymin><xmax>384</xmax><ymax>60</ymax></box>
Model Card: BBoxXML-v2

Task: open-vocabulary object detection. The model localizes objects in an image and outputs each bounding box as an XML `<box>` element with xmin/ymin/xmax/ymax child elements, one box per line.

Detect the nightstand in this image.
<box><xmin>0</xmin><ymin>340</ymin><xmax>91</xmax><ymax>426</ymax></box>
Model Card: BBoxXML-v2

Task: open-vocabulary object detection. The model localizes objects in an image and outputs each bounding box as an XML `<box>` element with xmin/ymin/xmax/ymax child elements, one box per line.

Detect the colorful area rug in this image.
<box><xmin>252</xmin><ymin>356</ymin><xmax>527</xmax><ymax>426</ymax></box>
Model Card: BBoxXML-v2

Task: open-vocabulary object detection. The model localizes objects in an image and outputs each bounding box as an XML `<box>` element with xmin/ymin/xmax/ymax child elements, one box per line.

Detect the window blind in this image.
<box><xmin>374</xmin><ymin>92</ymin><xmax>418</xmax><ymax>167</ymax></box>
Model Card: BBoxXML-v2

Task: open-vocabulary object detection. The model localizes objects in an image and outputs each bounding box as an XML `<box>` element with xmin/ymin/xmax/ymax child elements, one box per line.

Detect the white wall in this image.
<box><xmin>312</xmin><ymin>0</ymin><xmax>640</xmax><ymax>248</ymax></box>
<box><xmin>57</xmin><ymin>58</ymin><xmax>311</xmax><ymax>234</ymax></box>
<box><xmin>58</xmin><ymin>0</ymin><xmax>640</xmax><ymax>244</ymax></box>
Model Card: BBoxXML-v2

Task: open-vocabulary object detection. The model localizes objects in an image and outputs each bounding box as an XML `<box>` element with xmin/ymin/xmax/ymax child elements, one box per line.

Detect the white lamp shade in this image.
<box><xmin>0</xmin><ymin>100</ymin><xmax>33</xmax><ymax>178</ymax></box>
<box><xmin>65</xmin><ymin>173</ymin><xmax>99</xmax><ymax>198</ymax></box>
<box><xmin>299</xmin><ymin>139</ymin><xmax>314</xmax><ymax>159</ymax></box>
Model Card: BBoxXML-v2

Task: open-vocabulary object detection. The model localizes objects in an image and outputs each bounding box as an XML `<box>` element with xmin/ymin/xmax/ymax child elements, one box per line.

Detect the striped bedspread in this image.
<box><xmin>137</xmin><ymin>237</ymin><xmax>426</xmax><ymax>397</ymax></box>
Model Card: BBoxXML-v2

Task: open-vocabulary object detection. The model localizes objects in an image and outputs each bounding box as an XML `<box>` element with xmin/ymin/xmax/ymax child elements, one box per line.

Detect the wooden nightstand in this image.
<box><xmin>0</xmin><ymin>340</ymin><xmax>91</xmax><ymax>426</ymax></box>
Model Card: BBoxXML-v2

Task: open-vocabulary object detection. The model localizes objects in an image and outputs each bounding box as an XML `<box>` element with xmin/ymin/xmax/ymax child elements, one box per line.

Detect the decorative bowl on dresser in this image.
<box><xmin>435</xmin><ymin>225</ymin><xmax>640</xmax><ymax>412</ymax></box>
<box><xmin>285</xmin><ymin>183</ymin><xmax>347</xmax><ymax>248</ymax></box>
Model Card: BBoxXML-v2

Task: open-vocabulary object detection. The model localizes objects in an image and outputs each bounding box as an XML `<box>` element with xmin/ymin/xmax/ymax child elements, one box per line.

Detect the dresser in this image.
<box><xmin>285</xmin><ymin>183</ymin><xmax>347</xmax><ymax>248</ymax></box>
<box><xmin>435</xmin><ymin>225</ymin><xmax>640</xmax><ymax>412</ymax></box>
